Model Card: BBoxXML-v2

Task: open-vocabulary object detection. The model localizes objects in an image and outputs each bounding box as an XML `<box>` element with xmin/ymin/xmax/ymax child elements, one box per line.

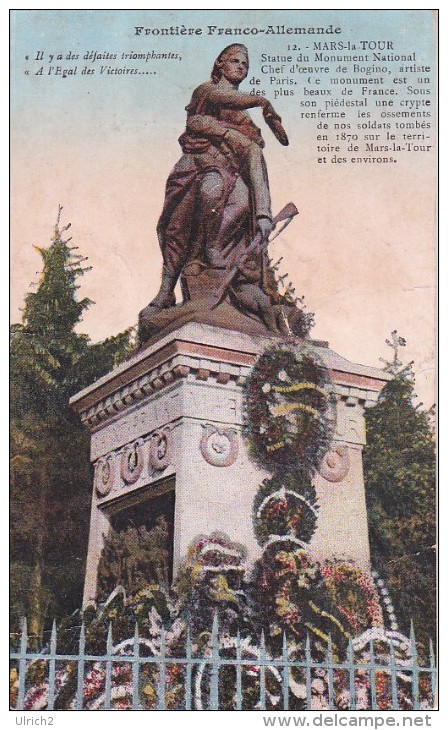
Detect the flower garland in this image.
<box><xmin>247</xmin><ymin>344</ymin><xmax>333</xmax><ymax>656</ymax></box>
<box><xmin>371</xmin><ymin>570</ymin><xmax>399</xmax><ymax>631</ymax></box>
<box><xmin>176</xmin><ymin>532</ymin><xmax>252</xmax><ymax>637</ymax></box>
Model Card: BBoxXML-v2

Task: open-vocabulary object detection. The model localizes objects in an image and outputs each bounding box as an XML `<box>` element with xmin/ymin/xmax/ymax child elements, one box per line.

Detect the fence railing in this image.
<box><xmin>10</xmin><ymin>616</ymin><xmax>437</xmax><ymax>711</ymax></box>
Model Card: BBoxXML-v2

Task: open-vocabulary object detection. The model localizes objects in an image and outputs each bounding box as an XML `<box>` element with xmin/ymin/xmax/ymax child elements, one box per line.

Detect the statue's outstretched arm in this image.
<box><xmin>203</xmin><ymin>86</ymin><xmax>288</xmax><ymax>146</ymax></box>
<box><xmin>205</xmin><ymin>85</ymin><xmax>269</xmax><ymax>112</ymax></box>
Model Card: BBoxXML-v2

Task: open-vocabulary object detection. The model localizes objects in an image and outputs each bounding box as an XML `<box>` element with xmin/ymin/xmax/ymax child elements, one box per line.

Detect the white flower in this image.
<box><xmin>337</xmin><ymin>690</ymin><xmax>350</xmax><ymax>710</ymax></box>
<box><xmin>311</xmin><ymin>678</ymin><xmax>325</xmax><ymax>694</ymax></box>
<box><xmin>278</xmin><ymin>370</ymin><xmax>288</xmax><ymax>381</ymax></box>
<box><xmin>383</xmin><ymin>596</ymin><xmax>392</xmax><ymax>605</ymax></box>
<box><xmin>377</xmin><ymin>579</ymin><xmax>384</xmax><ymax>587</ymax></box>
<box><xmin>262</xmin><ymin>383</ymin><xmax>271</xmax><ymax>393</ymax></box>
<box><xmin>311</xmin><ymin>696</ymin><xmax>329</xmax><ymax>710</ymax></box>
<box><xmin>356</xmin><ymin>687</ymin><xmax>369</xmax><ymax>710</ymax></box>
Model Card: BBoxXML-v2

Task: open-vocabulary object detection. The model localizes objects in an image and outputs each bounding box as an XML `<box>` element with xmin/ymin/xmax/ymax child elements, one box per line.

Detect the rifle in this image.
<box><xmin>210</xmin><ymin>202</ymin><xmax>299</xmax><ymax>309</ymax></box>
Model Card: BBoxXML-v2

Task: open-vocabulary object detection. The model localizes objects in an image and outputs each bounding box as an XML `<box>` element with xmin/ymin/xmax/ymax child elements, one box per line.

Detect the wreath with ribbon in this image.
<box><xmin>244</xmin><ymin>344</ymin><xmax>336</xmax><ymax>476</ymax></box>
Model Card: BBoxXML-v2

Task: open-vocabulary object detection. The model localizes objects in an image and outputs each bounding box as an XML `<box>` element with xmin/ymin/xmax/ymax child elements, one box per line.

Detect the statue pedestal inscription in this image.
<box><xmin>71</xmin><ymin>322</ymin><xmax>389</xmax><ymax>605</ymax></box>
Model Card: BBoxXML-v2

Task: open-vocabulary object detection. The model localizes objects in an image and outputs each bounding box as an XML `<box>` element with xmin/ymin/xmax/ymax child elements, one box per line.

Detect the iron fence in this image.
<box><xmin>10</xmin><ymin>616</ymin><xmax>437</xmax><ymax>711</ymax></box>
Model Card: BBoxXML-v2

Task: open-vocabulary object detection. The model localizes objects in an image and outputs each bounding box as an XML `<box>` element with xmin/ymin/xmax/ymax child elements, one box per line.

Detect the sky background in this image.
<box><xmin>10</xmin><ymin>8</ymin><xmax>437</xmax><ymax>406</ymax></box>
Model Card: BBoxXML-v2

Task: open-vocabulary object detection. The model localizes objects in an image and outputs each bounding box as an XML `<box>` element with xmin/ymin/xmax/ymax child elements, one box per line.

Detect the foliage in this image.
<box><xmin>363</xmin><ymin>342</ymin><xmax>436</xmax><ymax>651</ymax></box>
<box><xmin>10</xmin><ymin>208</ymin><xmax>135</xmax><ymax>637</ymax></box>
<box><xmin>97</xmin><ymin>518</ymin><xmax>171</xmax><ymax>599</ymax></box>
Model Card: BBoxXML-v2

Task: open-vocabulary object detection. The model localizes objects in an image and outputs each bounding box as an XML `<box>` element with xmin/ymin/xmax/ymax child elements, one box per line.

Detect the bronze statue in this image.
<box><xmin>139</xmin><ymin>44</ymin><xmax>305</xmax><ymax>341</ymax></box>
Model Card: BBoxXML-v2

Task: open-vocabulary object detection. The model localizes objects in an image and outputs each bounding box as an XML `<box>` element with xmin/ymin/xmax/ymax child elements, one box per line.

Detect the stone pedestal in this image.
<box><xmin>70</xmin><ymin>322</ymin><xmax>390</xmax><ymax>605</ymax></box>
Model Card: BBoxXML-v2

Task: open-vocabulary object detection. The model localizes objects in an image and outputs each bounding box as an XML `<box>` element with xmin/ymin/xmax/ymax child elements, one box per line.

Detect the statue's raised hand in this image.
<box><xmin>256</xmin><ymin>216</ymin><xmax>274</xmax><ymax>242</ymax></box>
<box><xmin>262</xmin><ymin>100</ymin><xmax>289</xmax><ymax>146</ymax></box>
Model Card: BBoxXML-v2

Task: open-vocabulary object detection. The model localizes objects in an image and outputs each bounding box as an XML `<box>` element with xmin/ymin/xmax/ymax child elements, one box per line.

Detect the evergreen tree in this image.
<box><xmin>10</xmin><ymin>207</ymin><xmax>134</xmax><ymax>639</ymax></box>
<box><xmin>363</xmin><ymin>332</ymin><xmax>436</xmax><ymax>651</ymax></box>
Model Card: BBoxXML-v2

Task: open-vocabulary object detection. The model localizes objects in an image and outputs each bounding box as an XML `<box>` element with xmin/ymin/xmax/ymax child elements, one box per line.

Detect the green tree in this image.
<box><xmin>363</xmin><ymin>332</ymin><xmax>436</xmax><ymax>651</ymax></box>
<box><xmin>10</xmin><ymin>207</ymin><xmax>134</xmax><ymax>640</ymax></box>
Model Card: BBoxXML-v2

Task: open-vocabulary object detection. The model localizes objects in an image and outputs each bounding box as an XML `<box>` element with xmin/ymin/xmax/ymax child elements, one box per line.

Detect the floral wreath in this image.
<box><xmin>253</xmin><ymin>473</ymin><xmax>318</xmax><ymax>547</ymax></box>
<box><xmin>244</xmin><ymin>344</ymin><xmax>336</xmax><ymax>476</ymax></box>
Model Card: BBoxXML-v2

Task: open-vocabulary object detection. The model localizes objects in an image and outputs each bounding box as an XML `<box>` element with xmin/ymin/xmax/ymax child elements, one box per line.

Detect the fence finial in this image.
<box><xmin>209</xmin><ymin>611</ymin><xmax>220</xmax><ymax>710</ymax></box>
<box><xmin>369</xmin><ymin>638</ymin><xmax>377</xmax><ymax>710</ymax></box>
<box><xmin>132</xmin><ymin>621</ymin><xmax>140</xmax><ymax>710</ymax></box>
<box><xmin>106</xmin><ymin>621</ymin><xmax>113</xmax><ymax>654</ymax></box>
<box><xmin>79</xmin><ymin>621</ymin><xmax>86</xmax><ymax>650</ymax></box>
<box><xmin>75</xmin><ymin>623</ymin><xmax>86</xmax><ymax>710</ymax></box>
<box><xmin>429</xmin><ymin>638</ymin><xmax>437</xmax><ymax>703</ymax></box>
<box><xmin>327</xmin><ymin>634</ymin><xmax>335</xmax><ymax>711</ymax></box>
<box><xmin>282</xmin><ymin>631</ymin><xmax>289</xmax><ymax>711</ymax></box>
<box><xmin>389</xmin><ymin>637</ymin><xmax>399</xmax><ymax>710</ymax></box>
<box><xmin>211</xmin><ymin>610</ymin><xmax>219</xmax><ymax>643</ymax></box>
<box><xmin>50</xmin><ymin>620</ymin><xmax>57</xmax><ymax>653</ymax></box>
<box><xmin>410</xmin><ymin>622</ymin><xmax>420</xmax><ymax>710</ymax></box>
<box><xmin>347</xmin><ymin>637</ymin><xmax>356</xmax><ymax>711</ymax></box>
<box><xmin>20</xmin><ymin>617</ymin><xmax>28</xmax><ymax>653</ymax></box>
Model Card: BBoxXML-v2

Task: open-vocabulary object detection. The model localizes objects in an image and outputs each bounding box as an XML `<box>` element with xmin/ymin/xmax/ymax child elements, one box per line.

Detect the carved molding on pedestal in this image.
<box><xmin>93</xmin><ymin>424</ymin><xmax>176</xmax><ymax>502</ymax></box>
<box><xmin>319</xmin><ymin>444</ymin><xmax>350</xmax><ymax>483</ymax></box>
<box><xmin>72</xmin><ymin>329</ymin><xmax>389</xmax><ymax>435</ymax></box>
<box><xmin>79</xmin><ymin>358</ymin><xmax>251</xmax><ymax>429</ymax></box>
<box><xmin>200</xmin><ymin>424</ymin><xmax>239</xmax><ymax>467</ymax></box>
<box><xmin>95</xmin><ymin>455</ymin><xmax>115</xmax><ymax>496</ymax></box>
<box><xmin>120</xmin><ymin>440</ymin><xmax>144</xmax><ymax>484</ymax></box>
<box><xmin>149</xmin><ymin>426</ymin><xmax>173</xmax><ymax>471</ymax></box>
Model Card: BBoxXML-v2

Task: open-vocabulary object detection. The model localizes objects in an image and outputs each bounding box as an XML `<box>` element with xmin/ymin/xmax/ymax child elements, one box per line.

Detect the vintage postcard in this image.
<box><xmin>10</xmin><ymin>9</ymin><xmax>437</xmax><ymax>714</ymax></box>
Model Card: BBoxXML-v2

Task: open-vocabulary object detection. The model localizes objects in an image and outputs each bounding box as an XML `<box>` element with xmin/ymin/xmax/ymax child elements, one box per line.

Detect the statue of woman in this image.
<box><xmin>145</xmin><ymin>44</ymin><xmax>288</xmax><ymax>311</ymax></box>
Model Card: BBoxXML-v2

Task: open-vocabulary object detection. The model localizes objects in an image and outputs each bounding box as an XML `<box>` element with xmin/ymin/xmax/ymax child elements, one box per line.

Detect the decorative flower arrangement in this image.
<box><xmin>253</xmin><ymin>473</ymin><xmax>318</xmax><ymax>547</ymax></box>
<box><xmin>252</xmin><ymin>543</ymin><xmax>322</xmax><ymax>654</ymax></box>
<box><xmin>176</xmin><ymin>533</ymin><xmax>252</xmax><ymax>638</ymax></box>
<box><xmin>243</xmin><ymin>344</ymin><xmax>335</xmax><ymax>475</ymax></box>
<box><xmin>319</xmin><ymin>560</ymin><xmax>384</xmax><ymax>635</ymax></box>
<box><xmin>13</xmin><ymin>545</ymin><xmax>434</xmax><ymax>711</ymax></box>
